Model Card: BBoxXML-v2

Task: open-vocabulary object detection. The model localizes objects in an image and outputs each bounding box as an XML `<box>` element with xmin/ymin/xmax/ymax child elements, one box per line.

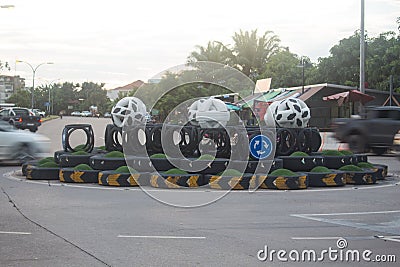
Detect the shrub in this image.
<box><xmin>270</xmin><ymin>168</ymin><xmax>297</xmax><ymax>176</ymax></box>
<box><xmin>74</xmin><ymin>144</ymin><xmax>86</xmax><ymax>151</ymax></box>
<box><xmin>322</xmin><ymin>150</ymin><xmax>344</xmax><ymax>156</ymax></box>
<box><xmin>339</xmin><ymin>165</ymin><xmax>363</xmax><ymax>172</ymax></box>
<box><xmin>73</xmin><ymin>164</ymin><xmax>93</xmax><ymax>170</ymax></box>
<box><xmin>310</xmin><ymin>166</ymin><xmax>330</xmax><ymax>173</ymax></box>
<box><xmin>38</xmin><ymin>161</ymin><xmax>59</xmax><ymax>168</ymax></box>
<box><xmin>290</xmin><ymin>151</ymin><xmax>309</xmax><ymax>157</ymax></box>
<box><xmin>164</xmin><ymin>168</ymin><xmax>188</xmax><ymax>175</ymax></box>
<box><xmin>104</xmin><ymin>151</ymin><xmax>125</xmax><ymax>158</ymax></box>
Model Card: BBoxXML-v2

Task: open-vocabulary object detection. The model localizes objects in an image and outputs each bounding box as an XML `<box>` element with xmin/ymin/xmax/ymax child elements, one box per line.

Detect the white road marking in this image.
<box><xmin>375</xmin><ymin>236</ymin><xmax>400</xmax><ymax>243</ymax></box>
<box><xmin>0</xmin><ymin>231</ymin><xmax>31</xmax><ymax>235</ymax></box>
<box><xmin>293</xmin><ymin>210</ymin><xmax>400</xmax><ymax>217</ymax></box>
<box><xmin>292</xmin><ymin>237</ymin><xmax>342</xmax><ymax>240</ymax></box>
<box><xmin>118</xmin><ymin>235</ymin><xmax>206</xmax><ymax>239</ymax></box>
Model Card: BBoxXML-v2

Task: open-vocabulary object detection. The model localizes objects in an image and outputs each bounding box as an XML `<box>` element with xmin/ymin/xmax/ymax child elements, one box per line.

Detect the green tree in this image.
<box><xmin>6</xmin><ymin>88</ymin><xmax>30</xmax><ymax>107</ymax></box>
<box><xmin>187</xmin><ymin>41</ymin><xmax>233</xmax><ymax>65</ymax></box>
<box><xmin>0</xmin><ymin>60</ymin><xmax>10</xmax><ymax>73</ymax></box>
<box><xmin>232</xmin><ymin>29</ymin><xmax>280</xmax><ymax>78</ymax></box>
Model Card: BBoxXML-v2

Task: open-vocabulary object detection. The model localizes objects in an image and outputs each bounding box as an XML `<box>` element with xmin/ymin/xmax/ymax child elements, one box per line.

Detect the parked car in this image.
<box><xmin>332</xmin><ymin>106</ymin><xmax>400</xmax><ymax>155</ymax></box>
<box><xmin>0</xmin><ymin>107</ymin><xmax>42</xmax><ymax>132</ymax></box>
<box><xmin>104</xmin><ymin>112</ymin><xmax>111</xmax><ymax>118</ymax></box>
<box><xmin>0</xmin><ymin>121</ymin><xmax>50</xmax><ymax>162</ymax></box>
<box><xmin>81</xmin><ymin>111</ymin><xmax>92</xmax><ymax>117</ymax></box>
<box><xmin>71</xmin><ymin>111</ymin><xmax>81</xmax><ymax>116</ymax></box>
<box><xmin>32</xmin><ymin>109</ymin><xmax>46</xmax><ymax>117</ymax></box>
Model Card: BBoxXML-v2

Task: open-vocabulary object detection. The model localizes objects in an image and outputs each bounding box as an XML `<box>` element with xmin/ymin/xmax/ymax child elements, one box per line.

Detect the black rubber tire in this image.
<box><xmin>371</xmin><ymin>147</ymin><xmax>387</xmax><ymax>156</ymax></box>
<box><xmin>279</xmin><ymin>156</ymin><xmax>324</xmax><ymax>172</ymax></box>
<box><xmin>98</xmin><ymin>171</ymin><xmax>148</xmax><ymax>186</ymax></box>
<box><xmin>22</xmin><ymin>160</ymin><xmax>38</xmax><ymax>176</ymax></box>
<box><xmin>348</xmin><ymin>134</ymin><xmax>366</xmax><ymax>154</ymax></box>
<box><xmin>276</xmin><ymin>128</ymin><xmax>297</xmax><ymax>156</ymax></box>
<box><xmin>59</xmin><ymin>154</ymin><xmax>93</xmax><ymax>167</ymax></box>
<box><xmin>203</xmin><ymin>174</ymin><xmax>254</xmax><ymax>190</ymax></box>
<box><xmin>89</xmin><ymin>155</ymin><xmax>127</xmax><ymax>171</ymax></box>
<box><xmin>372</xmin><ymin>164</ymin><xmax>388</xmax><ymax>180</ymax></box>
<box><xmin>322</xmin><ymin>155</ymin><xmax>352</xmax><ymax>169</ymax></box>
<box><xmin>26</xmin><ymin>166</ymin><xmax>60</xmax><ymax>180</ymax></box>
<box><xmin>29</xmin><ymin>127</ymin><xmax>38</xmax><ymax>133</ymax></box>
<box><xmin>306</xmin><ymin>170</ymin><xmax>346</xmax><ymax>187</ymax></box>
<box><xmin>149</xmin><ymin>173</ymin><xmax>204</xmax><ymax>188</ymax></box>
<box><xmin>344</xmin><ymin>169</ymin><xmax>377</xmax><ymax>185</ymax></box>
<box><xmin>257</xmin><ymin>173</ymin><xmax>308</xmax><ymax>190</ymax></box>
<box><xmin>179</xmin><ymin>158</ymin><xmax>229</xmax><ymax>175</ymax></box>
<box><xmin>54</xmin><ymin>150</ymin><xmax>68</xmax><ymax>164</ymax></box>
<box><xmin>104</xmin><ymin>124</ymin><xmax>123</xmax><ymax>152</ymax></box>
<box><xmin>59</xmin><ymin>168</ymin><xmax>99</xmax><ymax>183</ymax></box>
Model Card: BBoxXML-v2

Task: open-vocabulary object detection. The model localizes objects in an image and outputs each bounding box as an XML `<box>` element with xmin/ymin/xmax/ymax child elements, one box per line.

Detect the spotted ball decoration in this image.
<box><xmin>111</xmin><ymin>97</ymin><xmax>147</xmax><ymax>128</ymax></box>
<box><xmin>264</xmin><ymin>98</ymin><xmax>310</xmax><ymax>128</ymax></box>
<box><xmin>187</xmin><ymin>98</ymin><xmax>230</xmax><ymax>128</ymax></box>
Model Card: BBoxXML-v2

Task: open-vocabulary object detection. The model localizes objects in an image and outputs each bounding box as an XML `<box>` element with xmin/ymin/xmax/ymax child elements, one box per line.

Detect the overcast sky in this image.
<box><xmin>1</xmin><ymin>0</ymin><xmax>399</xmax><ymax>89</ymax></box>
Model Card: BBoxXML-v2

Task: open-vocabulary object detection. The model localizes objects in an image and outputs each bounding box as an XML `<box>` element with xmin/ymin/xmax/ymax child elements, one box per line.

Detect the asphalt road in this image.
<box><xmin>0</xmin><ymin>118</ymin><xmax>399</xmax><ymax>266</ymax></box>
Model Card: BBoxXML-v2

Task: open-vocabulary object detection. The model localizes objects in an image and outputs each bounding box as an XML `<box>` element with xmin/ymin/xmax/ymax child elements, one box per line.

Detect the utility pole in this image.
<box><xmin>360</xmin><ymin>0</ymin><xmax>365</xmax><ymax>94</ymax></box>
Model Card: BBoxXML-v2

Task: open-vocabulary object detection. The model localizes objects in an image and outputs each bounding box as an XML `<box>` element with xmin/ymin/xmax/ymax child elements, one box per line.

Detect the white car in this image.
<box><xmin>81</xmin><ymin>111</ymin><xmax>92</xmax><ymax>117</ymax></box>
<box><xmin>71</xmin><ymin>111</ymin><xmax>81</xmax><ymax>116</ymax></box>
<box><xmin>0</xmin><ymin>121</ymin><xmax>51</xmax><ymax>162</ymax></box>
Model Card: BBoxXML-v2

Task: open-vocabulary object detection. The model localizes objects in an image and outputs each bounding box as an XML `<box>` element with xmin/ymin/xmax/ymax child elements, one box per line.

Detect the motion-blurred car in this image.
<box><xmin>0</xmin><ymin>121</ymin><xmax>50</xmax><ymax>163</ymax></box>
<box><xmin>71</xmin><ymin>111</ymin><xmax>81</xmax><ymax>116</ymax></box>
<box><xmin>81</xmin><ymin>111</ymin><xmax>92</xmax><ymax>117</ymax></box>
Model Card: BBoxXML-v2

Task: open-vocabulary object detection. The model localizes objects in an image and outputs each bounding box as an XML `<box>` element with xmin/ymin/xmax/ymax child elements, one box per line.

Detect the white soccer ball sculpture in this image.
<box><xmin>188</xmin><ymin>98</ymin><xmax>230</xmax><ymax>128</ymax></box>
<box><xmin>111</xmin><ymin>97</ymin><xmax>147</xmax><ymax>128</ymax></box>
<box><xmin>264</xmin><ymin>97</ymin><xmax>310</xmax><ymax>128</ymax></box>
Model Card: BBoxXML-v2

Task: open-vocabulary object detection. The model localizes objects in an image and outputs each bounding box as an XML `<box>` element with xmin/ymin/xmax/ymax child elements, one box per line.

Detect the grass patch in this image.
<box><xmin>150</xmin><ymin>153</ymin><xmax>167</xmax><ymax>159</ymax></box>
<box><xmin>198</xmin><ymin>154</ymin><xmax>215</xmax><ymax>161</ymax></box>
<box><xmin>114</xmin><ymin>166</ymin><xmax>138</xmax><ymax>173</ymax></box>
<box><xmin>310</xmin><ymin>166</ymin><xmax>330</xmax><ymax>173</ymax></box>
<box><xmin>72</xmin><ymin>151</ymin><xmax>89</xmax><ymax>155</ymax></box>
<box><xmin>218</xmin><ymin>169</ymin><xmax>243</xmax><ymax>176</ymax></box>
<box><xmin>73</xmin><ymin>164</ymin><xmax>93</xmax><ymax>171</ymax></box>
<box><xmin>38</xmin><ymin>161</ymin><xmax>59</xmax><ymax>168</ymax></box>
<box><xmin>104</xmin><ymin>151</ymin><xmax>125</xmax><ymax>158</ymax></box>
<box><xmin>321</xmin><ymin>150</ymin><xmax>344</xmax><ymax>156</ymax></box>
<box><xmin>74</xmin><ymin>144</ymin><xmax>87</xmax><ymax>151</ymax></box>
<box><xmin>357</xmin><ymin>162</ymin><xmax>375</xmax><ymax>169</ymax></box>
<box><xmin>164</xmin><ymin>168</ymin><xmax>188</xmax><ymax>175</ymax></box>
<box><xmin>38</xmin><ymin>157</ymin><xmax>55</xmax><ymax>165</ymax></box>
<box><xmin>270</xmin><ymin>168</ymin><xmax>297</xmax><ymax>176</ymax></box>
<box><xmin>339</xmin><ymin>165</ymin><xmax>363</xmax><ymax>172</ymax></box>
<box><xmin>340</xmin><ymin>150</ymin><xmax>354</xmax><ymax>155</ymax></box>
<box><xmin>290</xmin><ymin>151</ymin><xmax>309</xmax><ymax>157</ymax></box>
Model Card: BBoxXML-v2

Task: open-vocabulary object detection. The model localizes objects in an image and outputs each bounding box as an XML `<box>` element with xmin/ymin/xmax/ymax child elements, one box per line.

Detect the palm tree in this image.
<box><xmin>232</xmin><ymin>29</ymin><xmax>281</xmax><ymax>78</ymax></box>
<box><xmin>187</xmin><ymin>41</ymin><xmax>233</xmax><ymax>65</ymax></box>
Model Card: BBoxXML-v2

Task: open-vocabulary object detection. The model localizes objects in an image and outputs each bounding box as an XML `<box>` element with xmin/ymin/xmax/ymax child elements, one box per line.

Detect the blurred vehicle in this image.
<box><xmin>81</xmin><ymin>111</ymin><xmax>92</xmax><ymax>117</ymax></box>
<box><xmin>332</xmin><ymin>106</ymin><xmax>400</xmax><ymax>155</ymax></box>
<box><xmin>104</xmin><ymin>112</ymin><xmax>111</xmax><ymax>118</ymax></box>
<box><xmin>0</xmin><ymin>121</ymin><xmax>50</xmax><ymax>163</ymax></box>
<box><xmin>71</xmin><ymin>111</ymin><xmax>81</xmax><ymax>116</ymax></box>
<box><xmin>0</xmin><ymin>107</ymin><xmax>42</xmax><ymax>132</ymax></box>
<box><xmin>31</xmin><ymin>109</ymin><xmax>46</xmax><ymax>117</ymax></box>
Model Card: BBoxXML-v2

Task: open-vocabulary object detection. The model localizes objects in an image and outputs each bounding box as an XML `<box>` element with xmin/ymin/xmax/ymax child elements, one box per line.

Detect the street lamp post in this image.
<box><xmin>16</xmin><ymin>60</ymin><xmax>54</xmax><ymax>109</ymax></box>
<box><xmin>45</xmin><ymin>78</ymin><xmax>61</xmax><ymax>115</ymax></box>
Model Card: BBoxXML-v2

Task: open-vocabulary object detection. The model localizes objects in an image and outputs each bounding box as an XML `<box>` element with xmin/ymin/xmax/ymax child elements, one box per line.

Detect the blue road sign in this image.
<box><xmin>249</xmin><ymin>134</ymin><xmax>273</xmax><ymax>160</ymax></box>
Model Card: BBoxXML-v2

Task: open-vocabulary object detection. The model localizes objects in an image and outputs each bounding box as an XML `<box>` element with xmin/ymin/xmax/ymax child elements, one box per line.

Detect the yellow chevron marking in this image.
<box><xmin>322</xmin><ymin>173</ymin><xmax>338</xmax><ymax>186</ymax></box>
<box><xmin>71</xmin><ymin>171</ymin><xmax>85</xmax><ymax>183</ymax></box>
<box><xmin>258</xmin><ymin>175</ymin><xmax>268</xmax><ymax>189</ymax></box>
<box><xmin>59</xmin><ymin>170</ymin><xmax>65</xmax><ymax>182</ymax></box>
<box><xmin>26</xmin><ymin>167</ymin><xmax>33</xmax><ymax>180</ymax></box>
<box><xmin>362</xmin><ymin>174</ymin><xmax>374</xmax><ymax>184</ymax></box>
<box><xmin>98</xmin><ymin>172</ymin><xmax>103</xmax><ymax>185</ymax></box>
<box><xmin>249</xmin><ymin>175</ymin><xmax>257</xmax><ymax>189</ymax></box>
<box><xmin>165</xmin><ymin>176</ymin><xmax>181</xmax><ymax>188</ymax></box>
<box><xmin>209</xmin><ymin>176</ymin><xmax>222</xmax><ymax>189</ymax></box>
<box><xmin>298</xmin><ymin>175</ymin><xmax>307</xmax><ymax>189</ymax></box>
<box><xmin>272</xmin><ymin>176</ymin><xmax>289</xmax><ymax>190</ymax></box>
<box><xmin>107</xmin><ymin>174</ymin><xmax>121</xmax><ymax>186</ymax></box>
<box><xmin>150</xmin><ymin>175</ymin><xmax>159</xmax><ymax>187</ymax></box>
<box><xmin>129</xmin><ymin>174</ymin><xmax>139</xmax><ymax>186</ymax></box>
<box><xmin>228</xmin><ymin>177</ymin><xmax>242</xmax><ymax>190</ymax></box>
<box><xmin>187</xmin><ymin>176</ymin><xmax>199</xmax><ymax>187</ymax></box>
